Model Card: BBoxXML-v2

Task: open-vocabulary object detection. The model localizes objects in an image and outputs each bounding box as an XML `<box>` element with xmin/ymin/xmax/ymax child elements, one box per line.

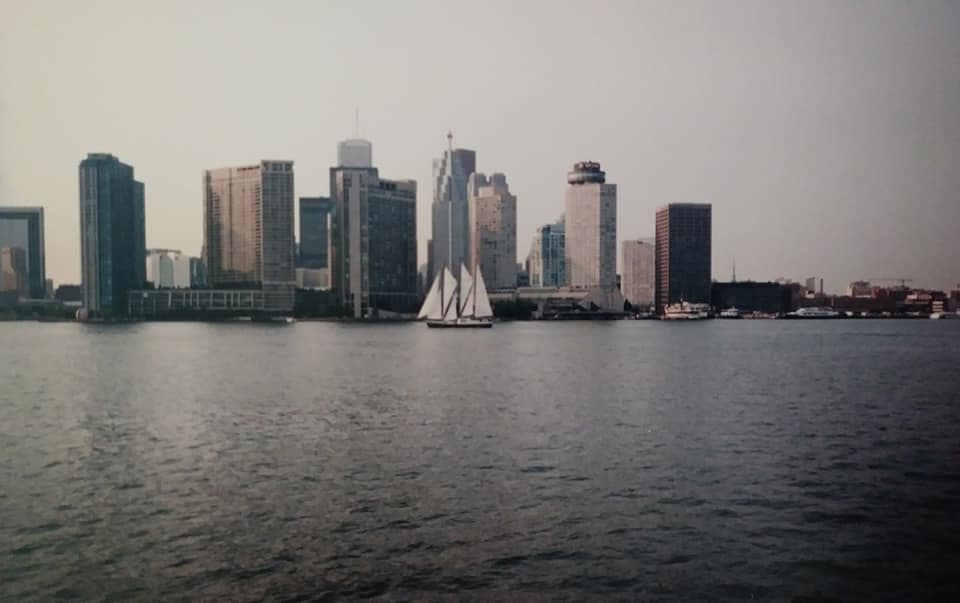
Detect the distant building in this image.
<box><xmin>431</xmin><ymin>135</ymin><xmax>475</xmax><ymax>275</ymax></box>
<box><xmin>189</xmin><ymin>257</ymin><xmax>205</xmax><ymax>288</ymax></box>
<box><xmin>469</xmin><ymin>172</ymin><xmax>517</xmax><ymax>290</ymax></box>
<box><xmin>337</xmin><ymin>138</ymin><xmax>373</xmax><ymax>168</ymax></box>
<box><xmin>0</xmin><ymin>207</ymin><xmax>45</xmax><ymax>299</ymax></box>
<box><xmin>621</xmin><ymin>238</ymin><xmax>655</xmax><ymax>309</ymax></box>
<box><xmin>299</xmin><ymin>197</ymin><xmax>333</xmax><ymax>269</ymax></box>
<box><xmin>296</xmin><ymin>267</ymin><xmax>329</xmax><ymax>290</ymax></box>
<box><xmin>204</xmin><ymin>161</ymin><xmax>296</xmax><ymax>312</ymax></box>
<box><xmin>564</xmin><ymin>162</ymin><xmax>621</xmax><ymax>311</ymax></box>
<box><xmin>79</xmin><ymin>153</ymin><xmax>146</xmax><ymax>316</ymax></box>
<box><xmin>426</xmin><ymin>239</ymin><xmax>435</xmax><ymax>287</ymax></box>
<box><xmin>847</xmin><ymin>280</ymin><xmax>873</xmax><ymax>297</ymax></box>
<box><xmin>655</xmin><ymin>203</ymin><xmax>712</xmax><ymax>312</ymax></box>
<box><xmin>527</xmin><ymin>218</ymin><xmax>565</xmax><ymax>287</ymax></box>
<box><xmin>712</xmin><ymin>281</ymin><xmax>795</xmax><ymax>315</ymax></box>
<box><xmin>330</xmin><ymin>166</ymin><xmax>418</xmax><ymax>317</ymax></box>
<box><xmin>55</xmin><ymin>284</ymin><xmax>83</xmax><ymax>303</ymax></box>
<box><xmin>804</xmin><ymin>277</ymin><xmax>817</xmax><ymax>296</ymax></box>
<box><xmin>0</xmin><ymin>247</ymin><xmax>28</xmax><ymax>298</ymax></box>
<box><xmin>146</xmin><ymin>249</ymin><xmax>192</xmax><ymax>288</ymax></box>
<box><xmin>516</xmin><ymin>264</ymin><xmax>529</xmax><ymax>288</ymax></box>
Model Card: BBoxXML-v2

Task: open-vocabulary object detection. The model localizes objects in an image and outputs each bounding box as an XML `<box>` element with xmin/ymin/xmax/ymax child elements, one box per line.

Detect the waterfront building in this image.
<box><xmin>0</xmin><ymin>247</ymin><xmax>28</xmax><ymax>297</ymax></box>
<box><xmin>431</xmin><ymin>134</ymin><xmax>476</xmax><ymax>275</ymax></box>
<box><xmin>655</xmin><ymin>203</ymin><xmax>712</xmax><ymax>313</ymax></box>
<box><xmin>79</xmin><ymin>153</ymin><xmax>146</xmax><ymax>316</ymax></box>
<box><xmin>469</xmin><ymin>172</ymin><xmax>517</xmax><ymax>291</ymax></box>
<box><xmin>621</xmin><ymin>238</ymin><xmax>655</xmax><ymax>309</ymax></box>
<box><xmin>330</xmin><ymin>165</ymin><xmax>418</xmax><ymax>317</ymax></box>
<box><xmin>712</xmin><ymin>281</ymin><xmax>795</xmax><ymax>315</ymax></box>
<box><xmin>203</xmin><ymin>161</ymin><xmax>295</xmax><ymax>312</ymax></box>
<box><xmin>804</xmin><ymin>277</ymin><xmax>817</xmax><ymax>296</ymax></box>
<box><xmin>564</xmin><ymin>162</ymin><xmax>621</xmax><ymax>310</ymax></box>
<box><xmin>847</xmin><ymin>281</ymin><xmax>874</xmax><ymax>297</ymax></box>
<box><xmin>299</xmin><ymin>197</ymin><xmax>333</xmax><ymax>269</ymax></box>
<box><xmin>526</xmin><ymin>218</ymin><xmax>566</xmax><ymax>287</ymax></box>
<box><xmin>146</xmin><ymin>249</ymin><xmax>192</xmax><ymax>289</ymax></box>
<box><xmin>337</xmin><ymin>138</ymin><xmax>373</xmax><ymax>168</ymax></box>
<box><xmin>0</xmin><ymin>207</ymin><xmax>45</xmax><ymax>299</ymax></box>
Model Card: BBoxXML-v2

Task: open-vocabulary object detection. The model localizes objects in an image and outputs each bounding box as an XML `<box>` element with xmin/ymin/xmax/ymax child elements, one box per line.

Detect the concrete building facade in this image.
<box><xmin>203</xmin><ymin>161</ymin><xmax>296</xmax><ymax>312</ymax></box>
<box><xmin>621</xmin><ymin>238</ymin><xmax>655</xmax><ymax>309</ymax></box>
<box><xmin>564</xmin><ymin>162</ymin><xmax>617</xmax><ymax>290</ymax></box>
<box><xmin>655</xmin><ymin>203</ymin><xmax>712</xmax><ymax>312</ymax></box>
<box><xmin>469</xmin><ymin>172</ymin><xmax>517</xmax><ymax>290</ymax></box>
<box><xmin>337</xmin><ymin>138</ymin><xmax>373</xmax><ymax>168</ymax></box>
<box><xmin>146</xmin><ymin>249</ymin><xmax>192</xmax><ymax>289</ymax></box>
<box><xmin>79</xmin><ymin>153</ymin><xmax>146</xmax><ymax>316</ymax></box>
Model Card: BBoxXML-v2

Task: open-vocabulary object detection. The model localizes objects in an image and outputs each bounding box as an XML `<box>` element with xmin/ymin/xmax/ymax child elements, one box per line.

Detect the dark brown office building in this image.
<box><xmin>655</xmin><ymin>203</ymin><xmax>712</xmax><ymax>312</ymax></box>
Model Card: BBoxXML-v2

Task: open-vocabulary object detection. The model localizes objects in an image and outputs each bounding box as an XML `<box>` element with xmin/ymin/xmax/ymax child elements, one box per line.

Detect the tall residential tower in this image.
<box><xmin>203</xmin><ymin>161</ymin><xmax>296</xmax><ymax>312</ymax></box>
<box><xmin>621</xmin><ymin>238</ymin><xmax>655</xmax><ymax>309</ymax></box>
<box><xmin>564</xmin><ymin>161</ymin><xmax>619</xmax><ymax>309</ymax></box>
<box><xmin>79</xmin><ymin>153</ymin><xmax>145</xmax><ymax>315</ymax></box>
<box><xmin>526</xmin><ymin>218</ymin><xmax>565</xmax><ymax>288</ymax></box>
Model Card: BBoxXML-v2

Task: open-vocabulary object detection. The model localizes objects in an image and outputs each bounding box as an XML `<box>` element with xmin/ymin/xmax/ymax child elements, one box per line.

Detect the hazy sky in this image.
<box><xmin>2</xmin><ymin>0</ymin><xmax>958</xmax><ymax>291</ymax></box>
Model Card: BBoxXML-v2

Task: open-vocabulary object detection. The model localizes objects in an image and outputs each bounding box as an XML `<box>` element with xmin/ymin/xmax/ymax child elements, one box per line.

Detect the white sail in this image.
<box><xmin>418</xmin><ymin>272</ymin><xmax>443</xmax><ymax>320</ymax></box>
<box><xmin>458</xmin><ymin>263</ymin><xmax>475</xmax><ymax>316</ymax></box>
<box><xmin>473</xmin><ymin>267</ymin><xmax>494</xmax><ymax>319</ymax></box>
<box><xmin>441</xmin><ymin>267</ymin><xmax>459</xmax><ymax>321</ymax></box>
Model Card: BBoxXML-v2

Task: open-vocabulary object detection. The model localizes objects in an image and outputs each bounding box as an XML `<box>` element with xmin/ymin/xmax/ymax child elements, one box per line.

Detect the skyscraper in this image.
<box><xmin>203</xmin><ymin>161</ymin><xmax>296</xmax><ymax>312</ymax></box>
<box><xmin>468</xmin><ymin>172</ymin><xmax>516</xmax><ymax>290</ymax></box>
<box><xmin>337</xmin><ymin>138</ymin><xmax>373</xmax><ymax>168</ymax></box>
<box><xmin>431</xmin><ymin>134</ymin><xmax>476</xmax><ymax>275</ymax></box>
<box><xmin>564</xmin><ymin>162</ymin><xmax>617</xmax><ymax>290</ymax></box>
<box><xmin>299</xmin><ymin>197</ymin><xmax>333</xmax><ymax>269</ymax></box>
<box><xmin>621</xmin><ymin>238</ymin><xmax>655</xmax><ymax>309</ymax></box>
<box><xmin>0</xmin><ymin>207</ymin><xmax>45</xmax><ymax>299</ymax></box>
<box><xmin>79</xmin><ymin>154</ymin><xmax>145</xmax><ymax>315</ymax></box>
<box><xmin>526</xmin><ymin>218</ymin><xmax>565</xmax><ymax>288</ymax></box>
<box><xmin>655</xmin><ymin>203</ymin><xmax>712</xmax><ymax>312</ymax></box>
<box><xmin>330</xmin><ymin>166</ymin><xmax>418</xmax><ymax>317</ymax></box>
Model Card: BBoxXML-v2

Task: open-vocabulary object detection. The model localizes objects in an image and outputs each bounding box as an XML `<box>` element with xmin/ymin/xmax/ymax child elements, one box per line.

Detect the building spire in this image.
<box><xmin>732</xmin><ymin>258</ymin><xmax>737</xmax><ymax>282</ymax></box>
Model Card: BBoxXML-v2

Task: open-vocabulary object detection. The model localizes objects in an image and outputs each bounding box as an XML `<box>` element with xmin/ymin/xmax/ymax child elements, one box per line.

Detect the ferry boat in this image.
<box><xmin>719</xmin><ymin>307</ymin><xmax>742</xmax><ymax>319</ymax></box>
<box><xmin>662</xmin><ymin>301</ymin><xmax>711</xmax><ymax>320</ymax></box>
<box><xmin>930</xmin><ymin>312</ymin><xmax>960</xmax><ymax>320</ymax></box>
<box><xmin>418</xmin><ymin>264</ymin><xmax>493</xmax><ymax>328</ymax></box>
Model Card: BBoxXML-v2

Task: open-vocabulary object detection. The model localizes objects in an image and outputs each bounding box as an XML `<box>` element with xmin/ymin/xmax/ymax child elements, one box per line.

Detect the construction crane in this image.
<box><xmin>869</xmin><ymin>278</ymin><xmax>914</xmax><ymax>289</ymax></box>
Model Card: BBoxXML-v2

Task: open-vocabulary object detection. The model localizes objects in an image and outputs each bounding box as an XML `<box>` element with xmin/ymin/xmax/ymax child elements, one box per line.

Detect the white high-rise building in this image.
<box><xmin>621</xmin><ymin>238</ymin><xmax>655</xmax><ymax>309</ymax></box>
<box><xmin>469</xmin><ymin>172</ymin><xmax>516</xmax><ymax>290</ymax></box>
<box><xmin>564</xmin><ymin>162</ymin><xmax>617</xmax><ymax>288</ymax></box>
<box><xmin>337</xmin><ymin>139</ymin><xmax>372</xmax><ymax>168</ymax></box>
<box><xmin>146</xmin><ymin>249</ymin><xmax>192</xmax><ymax>289</ymax></box>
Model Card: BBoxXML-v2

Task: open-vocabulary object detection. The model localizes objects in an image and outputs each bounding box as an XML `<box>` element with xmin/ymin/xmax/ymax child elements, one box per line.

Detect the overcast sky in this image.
<box><xmin>1</xmin><ymin>0</ymin><xmax>958</xmax><ymax>291</ymax></box>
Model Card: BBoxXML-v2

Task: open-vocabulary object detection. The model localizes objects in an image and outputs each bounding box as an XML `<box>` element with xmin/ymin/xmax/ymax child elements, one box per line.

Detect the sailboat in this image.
<box><xmin>418</xmin><ymin>263</ymin><xmax>494</xmax><ymax>328</ymax></box>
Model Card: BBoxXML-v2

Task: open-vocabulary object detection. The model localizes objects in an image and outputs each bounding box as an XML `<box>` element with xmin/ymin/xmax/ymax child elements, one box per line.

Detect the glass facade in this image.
<box><xmin>299</xmin><ymin>197</ymin><xmax>332</xmax><ymax>269</ymax></box>
<box><xmin>0</xmin><ymin>207</ymin><xmax>45</xmax><ymax>299</ymax></box>
<box><xmin>78</xmin><ymin>154</ymin><xmax>146</xmax><ymax>315</ymax></box>
<box><xmin>527</xmin><ymin>219</ymin><xmax>566</xmax><ymax>288</ymax></box>
<box><xmin>431</xmin><ymin>146</ymin><xmax>475</xmax><ymax>274</ymax></box>
<box><xmin>655</xmin><ymin>203</ymin><xmax>712</xmax><ymax>312</ymax></box>
<box><xmin>331</xmin><ymin>167</ymin><xmax>418</xmax><ymax>317</ymax></box>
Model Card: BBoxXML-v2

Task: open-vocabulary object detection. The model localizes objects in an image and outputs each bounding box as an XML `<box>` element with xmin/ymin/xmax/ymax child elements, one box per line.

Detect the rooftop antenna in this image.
<box><xmin>732</xmin><ymin>258</ymin><xmax>737</xmax><ymax>283</ymax></box>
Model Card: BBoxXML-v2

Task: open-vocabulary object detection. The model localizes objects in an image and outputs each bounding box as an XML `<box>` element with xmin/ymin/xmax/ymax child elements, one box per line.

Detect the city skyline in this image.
<box><xmin>2</xmin><ymin>1</ymin><xmax>959</xmax><ymax>291</ymax></box>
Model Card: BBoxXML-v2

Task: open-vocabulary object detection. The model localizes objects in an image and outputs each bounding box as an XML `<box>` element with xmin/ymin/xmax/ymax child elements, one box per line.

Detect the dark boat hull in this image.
<box><xmin>426</xmin><ymin>320</ymin><xmax>492</xmax><ymax>329</ymax></box>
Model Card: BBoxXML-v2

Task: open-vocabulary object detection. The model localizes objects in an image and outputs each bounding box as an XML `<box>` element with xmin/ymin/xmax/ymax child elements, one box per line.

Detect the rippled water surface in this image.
<box><xmin>1</xmin><ymin>320</ymin><xmax>959</xmax><ymax>601</ymax></box>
